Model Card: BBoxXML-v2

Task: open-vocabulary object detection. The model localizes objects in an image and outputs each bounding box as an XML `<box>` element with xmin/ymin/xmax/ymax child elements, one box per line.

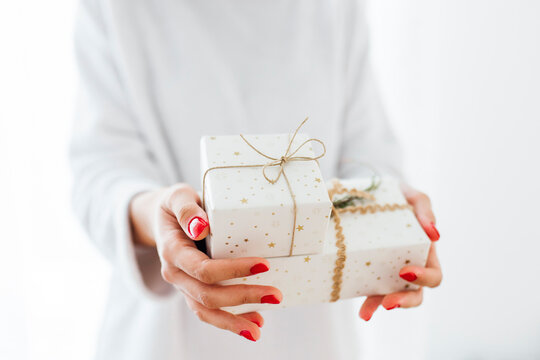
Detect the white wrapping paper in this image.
<box><xmin>200</xmin><ymin>133</ymin><xmax>332</xmax><ymax>259</ymax></box>
<box><xmin>220</xmin><ymin>178</ymin><xmax>431</xmax><ymax>314</ymax></box>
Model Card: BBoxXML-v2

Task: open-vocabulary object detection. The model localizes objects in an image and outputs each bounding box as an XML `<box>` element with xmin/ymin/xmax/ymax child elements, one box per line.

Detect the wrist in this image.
<box><xmin>129</xmin><ymin>187</ymin><xmax>167</xmax><ymax>247</ymax></box>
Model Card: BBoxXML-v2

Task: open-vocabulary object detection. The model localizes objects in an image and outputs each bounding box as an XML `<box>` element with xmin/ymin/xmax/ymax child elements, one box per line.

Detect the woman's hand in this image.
<box><xmin>129</xmin><ymin>184</ymin><xmax>282</xmax><ymax>341</ymax></box>
<box><xmin>359</xmin><ymin>185</ymin><xmax>442</xmax><ymax>321</ymax></box>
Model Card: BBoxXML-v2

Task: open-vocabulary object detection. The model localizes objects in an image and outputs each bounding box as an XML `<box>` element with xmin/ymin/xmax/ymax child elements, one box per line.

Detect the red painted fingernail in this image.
<box><xmin>400</xmin><ymin>272</ymin><xmax>417</xmax><ymax>282</ymax></box>
<box><xmin>187</xmin><ymin>217</ymin><xmax>207</xmax><ymax>238</ymax></box>
<box><xmin>250</xmin><ymin>319</ymin><xmax>262</xmax><ymax>328</ymax></box>
<box><xmin>261</xmin><ymin>294</ymin><xmax>280</xmax><ymax>304</ymax></box>
<box><xmin>385</xmin><ymin>304</ymin><xmax>401</xmax><ymax>310</ymax></box>
<box><xmin>426</xmin><ymin>222</ymin><xmax>440</xmax><ymax>241</ymax></box>
<box><xmin>239</xmin><ymin>330</ymin><xmax>256</xmax><ymax>341</ymax></box>
<box><xmin>250</xmin><ymin>263</ymin><xmax>269</xmax><ymax>275</ymax></box>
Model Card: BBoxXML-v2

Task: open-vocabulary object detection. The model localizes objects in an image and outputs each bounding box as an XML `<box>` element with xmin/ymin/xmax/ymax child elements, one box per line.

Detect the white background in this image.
<box><xmin>1</xmin><ymin>1</ymin><xmax>539</xmax><ymax>359</ymax></box>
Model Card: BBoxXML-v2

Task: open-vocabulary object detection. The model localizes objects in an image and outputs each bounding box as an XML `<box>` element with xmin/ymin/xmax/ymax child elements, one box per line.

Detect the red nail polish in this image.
<box><xmin>188</xmin><ymin>217</ymin><xmax>207</xmax><ymax>238</ymax></box>
<box><xmin>239</xmin><ymin>330</ymin><xmax>256</xmax><ymax>341</ymax></box>
<box><xmin>250</xmin><ymin>319</ymin><xmax>262</xmax><ymax>328</ymax></box>
<box><xmin>385</xmin><ymin>304</ymin><xmax>401</xmax><ymax>310</ymax></box>
<box><xmin>360</xmin><ymin>314</ymin><xmax>372</xmax><ymax>321</ymax></box>
<box><xmin>427</xmin><ymin>222</ymin><xmax>440</xmax><ymax>241</ymax></box>
<box><xmin>261</xmin><ymin>294</ymin><xmax>280</xmax><ymax>304</ymax></box>
<box><xmin>250</xmin><ymin>263</ymin><xmax>269</xmax><ymax>275</ymax></box>
<box><xmin>400</xmin><ymin>272</ymin><xmax>417</xmax><ymax>282</ymax></box>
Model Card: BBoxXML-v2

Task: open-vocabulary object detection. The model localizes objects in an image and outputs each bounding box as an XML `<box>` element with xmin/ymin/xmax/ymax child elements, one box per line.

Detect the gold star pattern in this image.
<box><xmin>267</xmin><ymin>242</ymin><xmax>276</xmax><ymax>248</ymax></box>
<box><xmin>405</xmin><ymin>259</ymin><xmax>410</xmax><ymax>264</ymax></box>
<box><xmin>315</xmin><ymin>178</ymin><xmax>321</xmax><ymax>183</ymax></box>
<box><xmin>365</xmin><ymin>261</ymin><xmax>371</xmax><ymax>266</ymax></box>
<box><xmin>296</xmin><ymin>225</ymin><xmax>304</xmax><ymax>231</ymax></box>
<box><xmin>240</xmin><ymin>198</ymin><xmax>248</xmax><ymax>204</ymax></box>
<box><xmin>244</xmin><ymin>238</ymin><xmax>249</xmax><ymax>242</ymax></box>
<box><xmin>233</xmin><ymin>152</ymin><xmax>240</xmax><ymax>156</ymax></box>
<box><xmin>304</xmin><ymin>256</ymin><xmax>311</xmax><ymax>263</ymax></box>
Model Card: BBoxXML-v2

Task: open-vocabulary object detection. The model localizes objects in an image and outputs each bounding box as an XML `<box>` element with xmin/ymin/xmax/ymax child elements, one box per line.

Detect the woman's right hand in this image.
<box><xmin>129</xmin><ymin>184</ymin><xmax>282</xmax><ymax>342</ymax></box>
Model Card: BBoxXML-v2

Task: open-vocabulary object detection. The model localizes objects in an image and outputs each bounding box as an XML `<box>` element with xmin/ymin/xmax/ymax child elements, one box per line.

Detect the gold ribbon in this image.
<box><xmin>327</xmin><ymin>180</ymin><xmax>413</xmax><ymax>302</ymax></box>
<box><xmin>202</xmin><ymin>118</ymin><xmax>326</xmax><ymax>256</ymax></box>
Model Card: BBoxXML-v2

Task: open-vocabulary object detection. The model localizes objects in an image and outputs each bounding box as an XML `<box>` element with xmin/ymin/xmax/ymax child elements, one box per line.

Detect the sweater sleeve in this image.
<box><xmin>70</xmin><ymin>0</ymin><xmax>173</xmax><ymax>299</ymax></box>
<box><xmin>338</xmin><ymin>1</ymin><xmax>403</xmax><ymax>180</ymax></box>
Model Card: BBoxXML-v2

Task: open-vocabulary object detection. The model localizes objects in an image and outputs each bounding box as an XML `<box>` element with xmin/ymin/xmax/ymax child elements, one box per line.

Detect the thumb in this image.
<box><xmin>165</xmin><ymin>185</ymin><xmax>210</xmax><ymax>240</ymax></box>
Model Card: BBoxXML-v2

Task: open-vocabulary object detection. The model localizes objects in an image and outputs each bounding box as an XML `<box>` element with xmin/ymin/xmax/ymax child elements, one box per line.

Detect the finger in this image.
<box><xmin>164</xmin><ymin>185</ymin><xmax>209</xmax><ymax>240</ymax></box>
<box><xmin>168</xmin><ymin>242</ymin><xmax>271</xmax><ymax>283</ymax></box>
<box><xmin>425</xmin><ymin>243</ymin><xmax>441</xmax><ymax>270</ymax></box>
<box><xmin>238</xmin><ymin>312</ymin><xmax>264</xmax><ymax>328</ymax></box>
<box><xmin>381</xmin><ymin>288</ymin><xmax>423</xmax><ymax>310</ymax></box>
<box><xmin>184</xmin><ymin>296</ymin><xmax>261</xmax><ymax>341</ymax></box>
<box><xmin>402</xmin><ymin>186</ymin><xmax>440</xmax><ymax>241</ymax></box>
<box><xmin>168</xmin><ymin>269</ymin><xmax>282</xmax><ymax>308</ymax></box>
<box><xmin>359</xmin><ymin>295</ymin><xmax>384</xmax><ymax>321</ymax></box>
<box><xmin>399</xmin><ymin>246</ymin><xmax>442</xmax><ymax>288</ymax></box>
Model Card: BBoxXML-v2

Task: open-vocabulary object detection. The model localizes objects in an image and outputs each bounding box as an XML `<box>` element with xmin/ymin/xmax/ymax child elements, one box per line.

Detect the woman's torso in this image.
<box><xmin>94</xmin><ymin>0</ymin><xmax>366</xmax><ymax>359</ymax></box>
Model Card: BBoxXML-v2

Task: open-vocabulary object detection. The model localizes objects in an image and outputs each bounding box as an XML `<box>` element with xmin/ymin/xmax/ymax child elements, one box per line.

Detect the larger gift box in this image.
<box><xmin>220</xmin><ymin>177</ymin><xmax>431</xmax><ymax>314</ymax></box>
<box><xmin>200</xmin><ymin>128</ymin><xmax>332</xmax><ymax>259</ymax></box>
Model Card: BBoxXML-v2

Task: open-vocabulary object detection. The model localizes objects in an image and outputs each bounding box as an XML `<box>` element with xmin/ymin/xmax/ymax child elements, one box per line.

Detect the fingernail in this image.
<box><xmin>360</xmin><ymin>314</ymin><xmax>372</xmax><ymax>322</ymax></box>
<box><xmin>385</xmin><ymin>304</ymin><xmax>401</xmax><ymax>310</ymax></box>
<box><xmin>188</xmin><ymin>217</ymin><xmax>207</xmax><ymax>238</ymax></box>
<box><xmin>261</xmin><ymin>294</ymin><xmax>280</xmax><ymax>304</ymax></box>
<box><xmin>250</xmin><ymin>319</ymin><xmax>262</xmax><ymax>328</ymax></box>
<box><xmin>427</xmin><ymin>222</ymin><xmax>440</xmax><ymax>241</ymax></box>
<box><xmin>250</xmin><ymin>263</ymin><xmax>269</xmax><ymax>275</ymax></box>
<box><xmin>239</xmin><ymin>330</ymin><xmax>256</xmax><ymax>341</ymax></box>
<box><xmin>400</xmin><ymin>272</ymin><xmax>417</xmax><ymax>282</ymax></box>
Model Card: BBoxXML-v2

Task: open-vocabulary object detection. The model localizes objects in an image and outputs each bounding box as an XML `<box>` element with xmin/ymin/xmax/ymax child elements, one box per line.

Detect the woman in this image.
<box><xmin>71</xmin><ymin>0</ymin><xmax>442</xmax><ymax>359</ymax></box>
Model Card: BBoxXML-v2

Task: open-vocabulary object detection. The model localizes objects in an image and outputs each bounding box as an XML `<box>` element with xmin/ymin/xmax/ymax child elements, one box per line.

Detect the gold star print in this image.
<box><xmin>234</xmin><ymin>152</ymin><xmax>240</xmax><ymax>156</ymax></box>
<box><xmin>244</xmin><ymin>238</ymin><xmax>249</xmax><ymax>242</ymax></box>
<box><xmin>304</xmin><ymin>256</ymin><xmax>311</xmax><ymax>263</ymax></box>
<box><xmin>296</xmin><ymin>225</ymin><xmax>304</xmax><ymax>231</ymax></box>
<box><xmin>268</xmin><ymin>242</ymin><xmax>276</xmax><ymax>248</ymax></box>
<box><xmin>240</xmin><ymin>198</ymin><xmax>248</xmax><ymax>204</ymax></box>
<box><xmin>365</xmin><ymin>261</ymin><xmax>371</xmax><ymax>266</ymax></box>
<box><xmin>315</xmin><ymin>178</ymin><xmax>321</xmax><ymax>183</ymax></box>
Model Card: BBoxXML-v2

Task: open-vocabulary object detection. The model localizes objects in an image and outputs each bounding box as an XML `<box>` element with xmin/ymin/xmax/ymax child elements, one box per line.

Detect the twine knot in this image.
<box><xmin>240</xmin><ymin>117</ymin><xmax>326</xmax><ymax>186</ymax></box>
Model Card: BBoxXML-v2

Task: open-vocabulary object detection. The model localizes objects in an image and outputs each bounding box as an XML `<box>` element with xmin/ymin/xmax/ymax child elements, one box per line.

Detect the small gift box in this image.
<box><xmin>200</xmin><ymin>120</ymin><xmax>333</xmax><ymax>259</ymax></box>
<box><xmin>219</xmin><ymin>177</ymin><xmax>431</xmax><ymax>314</ymax></box>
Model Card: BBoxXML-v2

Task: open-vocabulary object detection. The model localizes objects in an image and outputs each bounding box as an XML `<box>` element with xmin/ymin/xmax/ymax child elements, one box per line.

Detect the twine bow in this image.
<box><xmin>202</xmin><ymin>117</ymin><xmax>326</xmax><ymax>256</ymax></box>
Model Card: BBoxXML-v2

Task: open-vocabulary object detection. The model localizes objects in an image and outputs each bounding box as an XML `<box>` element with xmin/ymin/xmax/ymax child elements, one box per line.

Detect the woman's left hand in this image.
<box><xmin>359</xmin><ymin>185</ymin><xmax>442</xmax><ymax>321</ymax></box>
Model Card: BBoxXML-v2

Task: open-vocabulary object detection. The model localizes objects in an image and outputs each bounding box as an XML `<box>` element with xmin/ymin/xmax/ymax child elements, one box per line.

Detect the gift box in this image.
<box><xmin>220</xmin><ymin>177</ymin><xmax>431</xmax><ymax>314</ymax></box>
<box><xmin>200</xmin><ymin>126</ymin><xmax>332</xmax><ymax>259</ymax></box>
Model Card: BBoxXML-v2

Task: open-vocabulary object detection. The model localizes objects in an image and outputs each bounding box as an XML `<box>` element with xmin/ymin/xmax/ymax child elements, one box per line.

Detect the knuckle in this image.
<box><xmin>160</xmin><ymin>240</ymin><xmax>177</xmax><ymax>263</ymax></box>
<box><xmin>195</xmin><ymin>260</ymin><xmax>215</xmax><ymax>284</ymax></box>
<box><xmin>198</xmin><ymin>290</ymin><xmax>217</xmax><ymax>309</ymax></box>
<box><xmin>237</xmin><ymin>285</ymin><xmax>252</xmax><ymax>304</ymax></box>
<box><xmin>160</xmin><ymin>266</ymin><xmax>175</xmax><ymax>283</ymax></box>
<box><xmin>178</xmin><ymin>203</ymin><xmax>201</xmax><ymax>223</ymax></box>
<box><xmin>231</xmin><ymin>266</ymin><xmax>244</xmax><ymax>280</ymax></box>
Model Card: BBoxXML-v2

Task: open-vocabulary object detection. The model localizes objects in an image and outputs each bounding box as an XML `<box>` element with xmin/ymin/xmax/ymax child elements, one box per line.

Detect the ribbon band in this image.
<box><xmin>328</xmin><ymin>180</ymin><xmax>413</xmax><ymax>302</ymax></box>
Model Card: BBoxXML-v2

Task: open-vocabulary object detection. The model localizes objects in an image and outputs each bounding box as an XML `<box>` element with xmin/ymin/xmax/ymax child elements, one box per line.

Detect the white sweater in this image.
<box><xmin>71</xmin><ymin>0</ymin><xmax>401</xmax><ymax>359</ymax></box>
